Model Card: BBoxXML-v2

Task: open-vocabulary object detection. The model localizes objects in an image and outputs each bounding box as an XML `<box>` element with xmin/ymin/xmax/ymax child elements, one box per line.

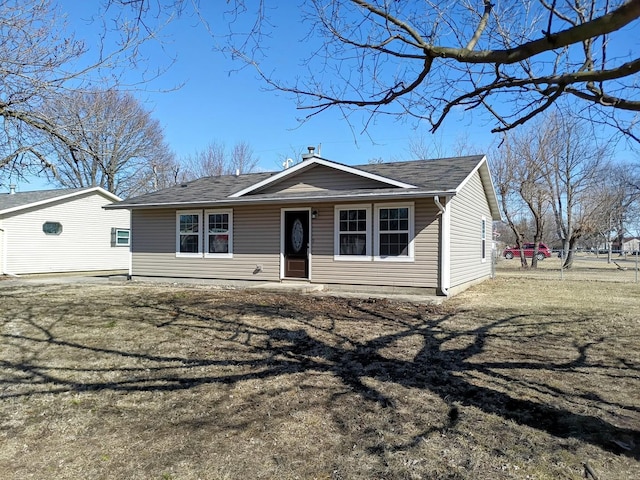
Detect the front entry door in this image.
<box><xmin>284</xmin><ymin>210</ymin><xmax>310</xmax><ymax>279</ymax></box>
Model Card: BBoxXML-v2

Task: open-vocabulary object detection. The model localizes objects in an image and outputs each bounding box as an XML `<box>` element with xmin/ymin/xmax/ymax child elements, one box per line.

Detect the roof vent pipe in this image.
<box><xmin>9</xmin><ymin>184</ymin><xmax>16</xmax><ymax>194</ymax></box>
<box><xmin>301</xmin><ymin>146</ymin><xmax>317</xmax><ymax>161</ymax></box>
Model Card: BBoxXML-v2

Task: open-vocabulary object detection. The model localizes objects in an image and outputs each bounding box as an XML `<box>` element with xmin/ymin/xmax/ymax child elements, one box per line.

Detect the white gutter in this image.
<box><xmin>107</xmin><ymin>189</ymin><xmax>457</xmax><ymax>210</ymax></box>
<box><xmin>434</xmin><ymin>196</ymin><xmax>450</xmax><ymax>296</ymax></box>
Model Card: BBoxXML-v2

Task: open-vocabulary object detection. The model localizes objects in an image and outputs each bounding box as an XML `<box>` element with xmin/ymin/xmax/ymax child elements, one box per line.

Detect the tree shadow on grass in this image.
<box><xmin>0</xmin><ymin>285</ymin><xmax>638</xmax><ymax>459</ymax></box>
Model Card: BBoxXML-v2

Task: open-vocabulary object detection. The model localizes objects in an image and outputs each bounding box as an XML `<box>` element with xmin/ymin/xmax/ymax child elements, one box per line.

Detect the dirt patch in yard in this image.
<box><xmin>0</xmin><ymin>279</ymin><xmax>638</xmax><ymax>479</ymax></box>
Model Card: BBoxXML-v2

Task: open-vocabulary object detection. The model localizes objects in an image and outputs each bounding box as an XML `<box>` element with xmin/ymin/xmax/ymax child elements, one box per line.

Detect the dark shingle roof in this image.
<box><xmin>358</xmin><ymin>155</ymin><xmax>484</xmax><ymax>191</ymax></box>
<box><xmin>113</xmin><ymin>155</ymin><xmax>486</xmax><ymax>209</ymax></box>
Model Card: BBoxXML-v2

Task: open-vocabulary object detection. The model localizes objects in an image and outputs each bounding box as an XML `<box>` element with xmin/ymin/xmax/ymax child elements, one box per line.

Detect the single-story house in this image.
<box><xmin>620</xmin><ymin>237</ymin><xmax>640</xmax><ymax>254</ymax></box>
<box><xmin>108</xmin><ymin>151</ymin><xmax>501</xmax><ymax>296</ymax></box>
<box><xmin>0</xmin><ymin>186</ymin><xmax>130</xmax><ymax>275</ymax></box>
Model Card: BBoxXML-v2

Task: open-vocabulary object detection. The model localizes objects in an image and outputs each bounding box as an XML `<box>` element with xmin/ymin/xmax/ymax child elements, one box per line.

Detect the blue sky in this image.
<box><xmin>20</xmin><ymin>1</ymin><xmax>637</xmax><ymax>190</ymax></box>
<box><xmin>128</xmin><ymin>3</ymin><xmax>493</xmax><ymax>167</ymax></box>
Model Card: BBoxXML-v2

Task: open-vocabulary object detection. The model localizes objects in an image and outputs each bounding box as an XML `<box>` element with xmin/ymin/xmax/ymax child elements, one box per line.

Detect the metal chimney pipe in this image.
<box><xmin>9</xmin><ymin>184</ymin><xmax>16</xmax><ymax>194</ymax></box>
<box><xmin>301</xmin><ymin>146</ymin><xmax>317</xmax><ymax>161</ymax></box>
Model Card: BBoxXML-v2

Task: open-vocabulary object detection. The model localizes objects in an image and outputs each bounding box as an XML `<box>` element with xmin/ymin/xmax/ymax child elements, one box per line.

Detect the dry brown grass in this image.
<box><xmin>0</xmin><ymin>276</ymin><xmax>638</xmax><ymax>479</ymax></box>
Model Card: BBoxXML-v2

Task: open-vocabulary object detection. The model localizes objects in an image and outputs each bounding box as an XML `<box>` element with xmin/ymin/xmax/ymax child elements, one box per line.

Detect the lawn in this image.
<box><xmin>0</xmin><ymin>276</ymin><xmax>638</xmax><ymax>479</ymax></box>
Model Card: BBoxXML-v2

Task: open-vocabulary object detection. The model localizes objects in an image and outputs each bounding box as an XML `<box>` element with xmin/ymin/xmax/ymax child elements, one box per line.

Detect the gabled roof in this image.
<box><xmin>109</xmin><ymin>154</ymin><xmax>500</xmax><ymax>219</ymax></box>
<box><xmin>230</xmin><ymin>156</ymin><xmax>417</xmax><ymax>197</ymax></box>
<box><xmin>0</xmin><ymin>186</ymin><xmax>121</xmax><ymax>216</ymax></box>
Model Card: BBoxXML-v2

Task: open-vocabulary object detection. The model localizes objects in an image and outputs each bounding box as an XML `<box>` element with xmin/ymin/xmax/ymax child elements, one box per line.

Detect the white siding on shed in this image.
<box><xmin>0</xmin><ymin>223</ymin><xmax>4</xmax><ymax>274</ymax></box>
<box><xmin>1</xmin><ymin>192</ymin><xmax>130</xmax><ymax>274</ymax></box>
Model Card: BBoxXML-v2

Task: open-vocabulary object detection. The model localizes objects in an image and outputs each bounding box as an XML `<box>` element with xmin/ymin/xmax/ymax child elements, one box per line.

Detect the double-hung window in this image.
<box><xmin>334</xmin><ymin>203</ymin><xmax>414</xmax><ymax>262</ymax></box>
<box><xmin>176</xmin><ymin>210</ymin><xmax>233</xmax><ymax>258</ymax></box>
<box><xmin>111</xmin><ymin>228</ymin><xmax>130</xmax><ymax>247</ymax></box>
<box><xmin>334</xmin><ymin>205</ymin><xmax>371</xmax><ymax>260</ymax></box>
<box><xmin>374</xmin><ymin>204</ymin><xmax>414</xmax><ymax>261</ymax></box>
<box><xmin>176</xmin><ymin>211</ymin><xmax>202</xmax><ymax>256</ymax></box>
<box><xmin>205</xmin><ymin>210</ymin><xmax>232</xmax><ymax>257</ymax></box>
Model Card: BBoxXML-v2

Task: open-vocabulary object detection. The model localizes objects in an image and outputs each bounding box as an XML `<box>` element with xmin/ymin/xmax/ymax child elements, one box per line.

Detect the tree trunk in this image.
<box><xmin>563</xmin><ymin>237</ymin><xmax>579</xmax><ymax>269</ymax></box>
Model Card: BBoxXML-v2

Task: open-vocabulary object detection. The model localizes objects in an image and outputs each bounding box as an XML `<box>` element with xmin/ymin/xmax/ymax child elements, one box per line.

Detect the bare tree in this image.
<box><xmin>133</xmin><ymin>152</ymin><xmax>188</xmax><ymax>195</ymax></box>
<box><xmin>43</xmin><ymin>89</ymin><xmax>175</xmax><ymax>197</ymax></box>
<box><xmin>510</xmin><ymin>122</ymin><xmax>552</xmax><ymax>268</ymax></box>
<box><xmin>492</xmin><ymin>112</ymin><xmax>615</xmax><ymax>269</ymax></box>
<box><xmin>491</xmin><ymin>137</ymin><xmax>532</xmax><ymax>268</ymax></box>
<box><xmin>407</xmin><ymin>132</ymin><xmax>448</xmax><ymax>160</ymax></box>
<box><xmin>109</xmin><ymin>0</ymin><xmax>640</xmax><ymax>141</ymax></box>
<box><xmin>592</xmin><ymin>166</ymin><xmax>640</xmax><ymax>261</ymax></box>
<box><xmin>0</xmin><ymin>0</ymin><xmax>159</xmax><ymax>185</ymax></box>
<box><xmin>230</xmin><ymin>141</ymin><xmax>259</xmax><ymax>174</ymax></box>
<box><xmin>182</xmin><ymin>141</ymin><xmax>259</xmax><ymax>179</ymax></box>
<box><xmin>183</xmin><ymin>142</ymin><xmax>227</xmax><ymax>178</ymax></box>
<box><xmin>542</xmin><ymin>113</ymin><xmax>611</xmax><ymax>268</ymax></box>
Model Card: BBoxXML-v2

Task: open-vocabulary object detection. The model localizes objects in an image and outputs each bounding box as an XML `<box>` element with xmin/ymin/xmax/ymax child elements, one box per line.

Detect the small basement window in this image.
<box><xmin>112</xmin><ymin>228</ymin><xmax>131</xmax><ymax>247</ymax></box>
<box><xmin>43</xmin><ymin>222</ymin><xmax>62</xmax><ymax>235</ymax></box>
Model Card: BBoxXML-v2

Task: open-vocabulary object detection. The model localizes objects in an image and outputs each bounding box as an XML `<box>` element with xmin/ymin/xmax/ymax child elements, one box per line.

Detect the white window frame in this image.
<box><xmin>334</xmin><ymin>204</ymin><xmax>372</xmax><ymax>261</ymax></box>
<box><xmin>115</xmin><ymin>228</ymin><xmax>130</xmax><ymax>247</ymax></box>
<box><xmin>481</xmin><ymin>216</ymin><xmax>487</xmax><ymax>263</ymax></box>
<box><xmin>176</xmin><ymin>210</ymin><xmax>202</xmax><ymax>257</ymax></box>
<box><xmin>373</xmin><ymin>203</ymin><xmax>415</xmax><ymax>262</ymax></box>
<box><xmin>205</xmin><ymin>209</ymin><xmax>233</xmax><ymax>258</ymax></box>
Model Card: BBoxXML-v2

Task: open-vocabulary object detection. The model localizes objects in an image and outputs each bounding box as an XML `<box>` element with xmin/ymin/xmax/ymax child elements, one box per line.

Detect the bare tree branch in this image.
<box><xmin>107</xmin><ymin>0</ymin><xmax>640</xmax><ymax>141</ymax></box>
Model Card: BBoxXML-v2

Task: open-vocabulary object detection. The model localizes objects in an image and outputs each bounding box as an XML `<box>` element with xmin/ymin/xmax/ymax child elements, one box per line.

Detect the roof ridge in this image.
<box><xmin>355</xmin><ymin>154</ymin><xmax>485</xmax><ymax>168</ymax></box>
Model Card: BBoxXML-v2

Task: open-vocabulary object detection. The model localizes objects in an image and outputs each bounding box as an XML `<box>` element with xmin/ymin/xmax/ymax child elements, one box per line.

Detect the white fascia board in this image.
<box><xmin>0</xmin><ymin>187</ymin><xmax>122</xmax><ymax>216</ymax></box>
<box><xmin>229</xmin><ymin>157</ymin><xmax>417</xmax><ymax>198</ymax></box>
<box><xmin>111</xmin><ymin>189</ymin><xmax>456</xmax><ymax>210</ymax></box>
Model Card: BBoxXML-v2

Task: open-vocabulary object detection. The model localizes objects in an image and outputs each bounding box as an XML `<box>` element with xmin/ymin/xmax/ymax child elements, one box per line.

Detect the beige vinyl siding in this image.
<box><xmin>311</xmin><ymin>199</ymin><xmax>440</xmax><ymax>288</ymax></box>
<box><xmin>132</xmin><ymin>199</ymin><xmax>440</xmax><ymax>288</ymax></box>
<box><xmin>448</xmin><ymin>171</ymin><xmax>492</xmax><ymax>289</ymax></box>
<box><xmin>1</xmin><ymin>192</ymin><xmax>130</xmax><ymax>275</ymax></box>
<box><xmin>257</xmin><ymin>165</ymin><xmax>392</xmax><ymax>194</ymax></box>
<box><xmin>132</xmin><ymin>205</ymin><xmax>281</xmax><ymax>281</ymax></box>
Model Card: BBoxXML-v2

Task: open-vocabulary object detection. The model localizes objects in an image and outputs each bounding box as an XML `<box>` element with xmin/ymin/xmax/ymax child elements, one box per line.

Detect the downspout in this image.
<box><xmin>127</xmin><ymin>209</ymin><xmax>133</xmax><ymax>280</ymax></box>
<box><xmin>434</xmin><ymin>196</ymin><xmax>450</xmax><ymax>296</ymax></box>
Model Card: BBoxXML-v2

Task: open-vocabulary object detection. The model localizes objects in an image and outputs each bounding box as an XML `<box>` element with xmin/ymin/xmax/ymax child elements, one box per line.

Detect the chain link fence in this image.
<box><xmin>493</xmin><ymin>249</ymin><xmax>640</xmax><ymax>283</ymax></box>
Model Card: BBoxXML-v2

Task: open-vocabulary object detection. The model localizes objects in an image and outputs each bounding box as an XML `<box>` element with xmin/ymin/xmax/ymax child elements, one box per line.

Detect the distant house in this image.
<box><xmin>621</xmin><ymin>237</ymin><xmax>640</xmax><ymax>254</ymax></box>
<box><xmin>108</xmin><ymin>152</ymin><xmax>501</xmax><ymax>296</ymax></box>
<box><xmin>0</xmin><ymin>186</ymin><xmax>130</xmax><ymax>275</ymax></box>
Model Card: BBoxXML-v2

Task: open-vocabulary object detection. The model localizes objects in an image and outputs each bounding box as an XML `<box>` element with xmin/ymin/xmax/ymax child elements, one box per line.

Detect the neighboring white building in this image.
<box><xmin>621</xmin><ymin>237</ymin><xmax>640</xmax><ymax>254</ymax></box>
<box><xmin>0</xmin><ymin>186</ymin><xmax>130</xmax><ymax>275</ymax></box>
